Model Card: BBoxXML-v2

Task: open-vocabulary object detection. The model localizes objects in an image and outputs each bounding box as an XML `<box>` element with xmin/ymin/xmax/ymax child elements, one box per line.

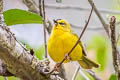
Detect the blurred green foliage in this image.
<box><xmin>3</xmin><ymin>9</ymin><xmax>42</xmax><ymax>26</ymax></box>
<box><xmin>0</xmin><ymin>76</ymin><xmax>4</xmax><ymax>80</ymax></box>
<box><xmin>34</xmin><ymin>45</ymin><xmax>44</xmax><ymax>60</ymax></box>
<box><xmin>112</xmin><ymin>0</ymin><xmax>120</xmax><ymax>21</ymax></box>
<box><xmin>0</xmin><ymin>76</ymin><xmax>18</xmax><ymax>80</ymax></box>
<box><xmin>87</xmin><ymin>35</ymin><xmax>108</xmax><ymax>71</ymax></box>
<box><xmin>20</xmin><ymin>40</ymin><xmax>45</xmax><ymax>60</ymax></box>
<box><xmin>109</xmin><ymin>74</ymin><xmax>117</xmax><ymax>80</ymax></box>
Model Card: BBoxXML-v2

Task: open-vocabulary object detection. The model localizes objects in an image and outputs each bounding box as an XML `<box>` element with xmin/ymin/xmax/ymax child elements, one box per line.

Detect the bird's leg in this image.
<box><xmin>64</xmin><ymin>54</ymin><xmax>71</xmax><ymax>61</ymax></box>
<box><xmin>53</xmin><ymin>63</ymin><xmax>60</xmax><ymax>72</ymax></box>
<box><xmin>51</xmin><ymin>63</ymin><xmax>60</xmax><ymax>75</ymax></box>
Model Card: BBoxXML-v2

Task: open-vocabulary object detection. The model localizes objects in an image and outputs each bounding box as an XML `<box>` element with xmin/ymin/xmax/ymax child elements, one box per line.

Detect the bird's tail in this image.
<box><xmin>78</xmin><ymin>56</ymin><xmax>99</xmax><ymax>69</ymax></box>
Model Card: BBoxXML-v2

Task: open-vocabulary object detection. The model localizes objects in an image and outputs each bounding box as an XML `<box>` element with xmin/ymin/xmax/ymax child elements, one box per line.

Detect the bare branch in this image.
<box><xmin>109</xmin><ymin>16</ymin><xmax>120</xmax><ymax>79</ymax></box>
<box><xmin>86</xmin><ymin>70</ymin><xmax>101</xmax><ymax>80</ymax></box>
<box><xmin>72</xmin><ymin>66</ymin><xmax>80</xmax><ymax>80</ymax></box>
<box><xmin>0</xmin><ymin>0</ymin><xmax>3</xmax><ymax>13</ymax></box>
<box><xmin>39</xmin><ymin>0</ymin><xmax>47</xmax><ymax>58</ymax></box>
<box><xmin>0</xmin><ymin>0</ymin><xmax>14</xmax><ymax>77</ymax></box>
<box><xmin>88</xmin><ymin>0</ymin><xmax>109</xmax><ymax>36</ymax></box>
<box><xmin>0</xmin><ymin>60</ymin><xmax>13</xmax><ymax>76</ymax></box>
<box><xmin>22</xmin><ymin>0</ymin><xmax>39</xmax><ymax>13</ymax></box>
<box><xmin>0</xmin><ymin>25</ymin><xmax>64</xmax><ymax>80</ymax></box>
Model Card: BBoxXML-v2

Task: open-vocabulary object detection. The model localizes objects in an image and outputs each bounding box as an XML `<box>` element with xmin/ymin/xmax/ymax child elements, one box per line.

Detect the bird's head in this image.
<box><xmin>53</xmin><ymin>19</ymin><xmax>72</xmax><ymax>32</ymax></box>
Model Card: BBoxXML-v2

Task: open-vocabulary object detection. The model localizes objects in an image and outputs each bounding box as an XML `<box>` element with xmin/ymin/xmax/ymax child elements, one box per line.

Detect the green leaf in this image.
<box><xmin>109</xmin><ymin>74</ymin><xmax>117</xmax><ymax>80</ymax></box>
<box><xmin>87</xmin><ymin>35</ymin><xmax>108</xmax><ymax>71</ymax></box>
<box><xmin>3</xmin><ymin>9</ymin><xmax>42</xmax><ymax>26</ymax></box>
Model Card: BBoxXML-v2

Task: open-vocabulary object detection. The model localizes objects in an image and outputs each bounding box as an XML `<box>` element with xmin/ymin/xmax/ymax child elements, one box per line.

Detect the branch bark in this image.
<box><xmin>0</xmin><ymin>25</ymin><xmax>61</xmax><ymax>80</ymax></box>
<box><xmin>0</xmin><ymin>0</ymin><xmax>3</xmax><ymax>24</ymax></box>
<box><xmin>110</xmin><ymin>16</ymin><xmax>120</xmax><ymax>79</ymax></box>
<box><xmin>23</xmin><ymin>0</ymin><xmax>39</xmax><ymax>13</ymax></box>
<box><xmin>0</xmin><ymin>60</ymin><xmax>13</xmax><ymax>76</ymax></box>
<box><xmin>39</xmin><ymin>0</ymin><xmax>47</xmax><ymax>58</ymax></box>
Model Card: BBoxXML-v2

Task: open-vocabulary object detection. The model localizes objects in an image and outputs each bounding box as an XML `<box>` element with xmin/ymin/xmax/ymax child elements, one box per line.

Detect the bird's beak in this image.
<box><xmin>53</xmin><ymin>19</ymin><xmax>58</xmax><ymax>25</ymax></box>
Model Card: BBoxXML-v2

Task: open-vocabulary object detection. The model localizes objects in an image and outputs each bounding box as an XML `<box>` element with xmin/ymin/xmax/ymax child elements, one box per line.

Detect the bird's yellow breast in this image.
<box><xmin>47</xmin><ymin>28</ymin><xmax>83</xmax><ymax>63</ymax></box>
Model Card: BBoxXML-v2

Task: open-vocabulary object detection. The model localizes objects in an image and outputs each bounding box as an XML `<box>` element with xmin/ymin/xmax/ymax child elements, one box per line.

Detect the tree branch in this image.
<box><xmin>86</xmin><ymin>70</ymin><xmax>101</xmax><ymax>80</ymax></box>
<box><xmin>22</xmin><ymin>0</ymin><xmax>39</xmax><ymax>13</ymax></box>
<box><xmin>0</xmin><ymin>0</ymin><xmax>14</xmax><ymax>77</ymax></box>
<box><xmin>39</xmin><ymin>0</ymin><xmax>47</xmax><ymax>58</ymax></box>
<box><xmin>0</xmin><ymin>25</ymin><xmax>63</xmax><ymax>80</ymax></box>
<box><xmin>0</xmin><ymin>0</ymin><xmax>3</xmax><ymax>24</ymax></box>
<box><xmin>88</xmin><ymin>0</ymin><xmax>109</xmax><ymax>36</ymax></box>
<box><xmin>0</xmin><ymin>60</ymin><xmax>13</xmax><ymax>76</ymax></box>
<box><xmin>109</xmin><ymin>16</ymin><xmax>120</xmax><ymax>79</ymax></box>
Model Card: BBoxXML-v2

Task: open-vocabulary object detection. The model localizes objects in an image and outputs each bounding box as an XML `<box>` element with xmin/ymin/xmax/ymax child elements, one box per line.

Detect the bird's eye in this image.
<box><xmin>59</xmin><ymin>22</ymin><xmax>65</xmax><ymax>25</ymax></box>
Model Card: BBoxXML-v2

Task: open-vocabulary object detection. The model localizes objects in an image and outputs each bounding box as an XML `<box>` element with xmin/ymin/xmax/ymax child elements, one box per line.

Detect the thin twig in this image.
<box><xmin>88</xmin><ymin>0</ymin><xmax>109</xmax><ymax>36</ymax></box>
<box><xmin>22</xmin><ymin>0</ymin><xmax>39</xmax><ymax>13</ymax></box>
<box><xmin>86</xmin><ymin>70</ymin><xmax>101</xmax><ymax>80</ymax></box>
<box><xmin>72</xmin><ymin>66</ymin><xmax>80</xmax><ymax>80</ymax></box>
<box><xmin>39</xmin><ymin>0</ymin><xmax>42</xmax><ymax>17</ymax></box>
<box><xmin>39</xmin><ymin>0</ymin><xmax>47</xmax><ymax>58</ymax></box>
<box><xmin>72</xmin><ymin>64</ymin><xmax>90</xmax><ymax>80</ymax></box>
<box><xmin>110</xmin><ymin>16</ymin><xmax>120</xmax><ymax>79</ymax></box>
<box><xmin>79</xmin><ymin>69</ymin><xmax>90</xmax><ymax>80</ymax></box>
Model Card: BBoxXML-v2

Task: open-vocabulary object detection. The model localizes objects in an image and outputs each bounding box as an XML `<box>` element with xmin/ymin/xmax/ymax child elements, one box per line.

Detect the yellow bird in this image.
<box><xmin>47</xmin><ymin>19</ymin><xmax>99</xmax><ymax>69</ymax></box>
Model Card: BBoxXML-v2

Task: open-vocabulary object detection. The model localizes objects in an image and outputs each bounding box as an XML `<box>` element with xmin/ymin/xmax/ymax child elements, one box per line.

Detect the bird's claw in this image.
<box><xmin>64</xmin><ymin>54</ymin><xmax>71</xmax><ymax>61</ymax></box>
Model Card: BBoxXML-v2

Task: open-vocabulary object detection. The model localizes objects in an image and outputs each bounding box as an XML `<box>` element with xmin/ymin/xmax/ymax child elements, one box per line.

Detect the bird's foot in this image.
<box><xmin>51</xmin><ymin>63</ymin><xmax>60</xmax><ymax>75</ymax></box>
<box><xmin>54</xmin><ymin>63</ymin><xmax>60</xmax><ymax>72</ymax></box>
<box><xmin>64</xmin><ymin>54</ymin><xmax>71</xmax><ymax>61</ymax></box>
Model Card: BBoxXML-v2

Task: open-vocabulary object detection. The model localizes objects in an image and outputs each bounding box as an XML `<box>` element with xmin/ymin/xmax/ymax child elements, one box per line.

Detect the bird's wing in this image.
<box><xmin>72</xmin><ymin>31</ymin><xmax>87</xmax><ymax>56</ymax></box>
